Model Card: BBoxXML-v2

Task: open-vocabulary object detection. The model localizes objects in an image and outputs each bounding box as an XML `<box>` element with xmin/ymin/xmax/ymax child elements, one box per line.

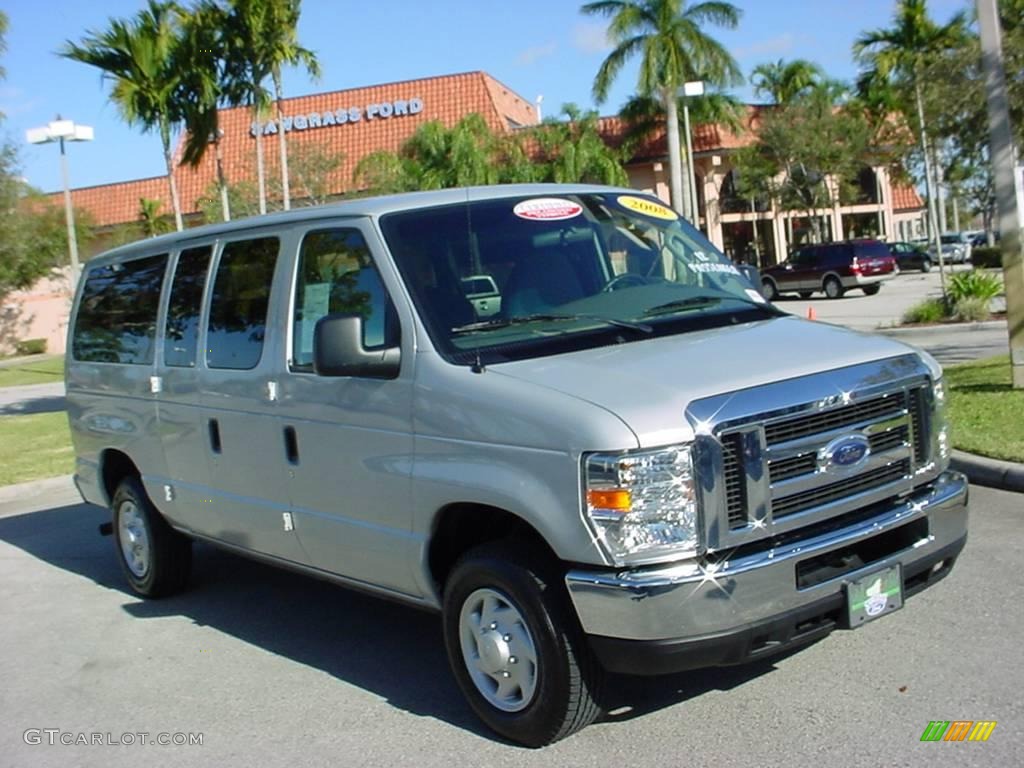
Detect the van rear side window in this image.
<box><xmin>72</xmin><ymin>254</ymin><xmax>169</xmax><ymax>364</ymax></box>
<box><xmin>164</xmin><ymin>246</ymin><xmax>213</xmax><ymax>367</ymax></box>
<box><xmin>206</xmin><ymin>237</ymin><xmax>279</xmax><ymax>370</ymax></box>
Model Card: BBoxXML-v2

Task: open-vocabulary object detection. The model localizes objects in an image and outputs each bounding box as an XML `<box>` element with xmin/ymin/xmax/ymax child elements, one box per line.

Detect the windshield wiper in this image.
<box><xmin>642</xmin><ymin>295</ymin><xmax>782</xmax><ymax>318</ymax></box>
<box><xmin>451</xmin><ymin>313</ymin><xmax>652</xmax><ymax>336</ymax></box>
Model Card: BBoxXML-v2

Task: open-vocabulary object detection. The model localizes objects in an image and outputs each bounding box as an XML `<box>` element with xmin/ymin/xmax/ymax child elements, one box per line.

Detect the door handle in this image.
<box><xmin>208</xmin><ymin>419</ymin><xmax>222</xmax><ymax>454</ymax></box>
<box><xmin>283</xmin><ymin>426</ymin><xmax>299</xmax><ymax>465</ymax></box>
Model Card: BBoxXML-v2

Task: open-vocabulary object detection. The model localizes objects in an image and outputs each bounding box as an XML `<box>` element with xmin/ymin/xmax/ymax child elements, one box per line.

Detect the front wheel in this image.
<box><xmin>921</xmin><ymin>258</ymin><xmax>932</xmax><ymax>273</ymax></box>
<box><xmin>761</xmin><ymin>278</ymin><xmax>778</xmax><ymax>302</ymax></box>
<box><xmin>442</xmin><ymin>542</ymin><xmax>603</xmax><ymax>747</ymax></box>
<box><xmin>112</xmin><ymin>476</ymin><xmax>191</xmax><ymax>598</ymax></box>
<box><xmin>823</xmin><ymin>276</ymin><xmax>845</xmax><ymax>299</ymax></box>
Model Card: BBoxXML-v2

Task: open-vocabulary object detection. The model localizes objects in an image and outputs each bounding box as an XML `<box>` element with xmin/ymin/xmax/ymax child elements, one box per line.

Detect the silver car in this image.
<box><xmin>66</xmin><ymin>185</ymin><xmax>968</xmax><ymax>746</ymax></box>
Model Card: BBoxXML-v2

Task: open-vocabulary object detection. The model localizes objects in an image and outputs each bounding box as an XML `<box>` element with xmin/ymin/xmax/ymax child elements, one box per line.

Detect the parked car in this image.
<box><xmin>886</xmin><ymin>241</ymin><xmax>932</xmax><ymax>272</ymax></box>
<box><xmin>460</xmin><ymin>274</ymin><xmax>502</xmax><ymax>317</ymax></box>
<box><xmin>66</xmin><ymin>185</ymin><xmax>966</xmax><ymax>746</ymax></box>
<box><xmin>928</xmin><ymin>233</ymin><xmax>972</xmax><ymax>264</ymax></box>
<box><xmin>760</xmin><ymin>239</ymin><xmax>899</xmax><ymax>300</ymax></box>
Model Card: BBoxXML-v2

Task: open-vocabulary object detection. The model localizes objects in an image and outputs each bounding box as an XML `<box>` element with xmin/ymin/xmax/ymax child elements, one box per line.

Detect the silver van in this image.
<box><xmin>67</xmin><ymin>185</ymin><xmax>968</xmax><ymax>746</ymax></box>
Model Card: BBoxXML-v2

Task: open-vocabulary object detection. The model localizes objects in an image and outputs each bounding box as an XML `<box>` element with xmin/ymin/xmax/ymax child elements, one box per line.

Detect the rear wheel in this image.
<box><xmin>112</xmin><ymin>476</ymin><xmax>191</xmax><ymax>598</ymax></box>
<box><xmin>921</xmin><ymin>258</ymin><xmax>931</xmax><ymax>273</ymax></box>
<box><xmin>760</xmin><ymin>278</ymin><xmax>778</xmax><ymax>302</ymax></box>
<box><xmin>863</xmin><ymin>284</ymin><xmax>881</xmax><ymax>296</ymax></box>
<box><xmin>442</xmin><ymin>542</ymin><xmax>603</xmax><ymax>747</ymax></box>
<box><xmin>823</xmin><ymin>276</ymin><xmax>845</xmax><ymax>299</ymax></box>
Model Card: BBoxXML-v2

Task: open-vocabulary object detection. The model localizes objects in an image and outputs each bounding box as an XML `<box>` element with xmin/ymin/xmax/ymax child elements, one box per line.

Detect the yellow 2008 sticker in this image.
<box><xmin>617</xmin><ymin>195</ymin><xmax>678</xmax><ymax>221</ymax></box>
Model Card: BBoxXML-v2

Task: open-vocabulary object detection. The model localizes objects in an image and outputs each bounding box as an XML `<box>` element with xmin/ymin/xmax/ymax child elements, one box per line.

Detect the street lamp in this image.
<box><xmin>680</xmin><ymin>81</ymin><xmax>704</xmax><ymax>229</ymax></box>
<box><xmin>25</xmin><ymin>117</ymin><xmax>94</xmax><ymax>286</ymax></box>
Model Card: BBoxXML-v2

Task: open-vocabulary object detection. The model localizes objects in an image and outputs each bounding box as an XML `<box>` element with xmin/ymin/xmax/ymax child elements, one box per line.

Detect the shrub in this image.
<box><xmin>902</xmin><ymin>298</ymin><xmax>950</xmax><ymax>324</ymax></box>
<box><xmin>954</xmin><ymin>296</ymin><xmax>991</xmax><ymax>322</ymax></box>
<box><xmin>970</xmin><ymin>247</ymin><xmax>1002</xmax><ymax>269</ymax></box>
<box><xmin>948</xmin><ymin>269</ymin><xmax>1003</xmax><ymax>303</ymax></box>
<box><xmin>14</xmin><ymin>338</ymin><xmax>47</xmax><ymax>356</ymax></box>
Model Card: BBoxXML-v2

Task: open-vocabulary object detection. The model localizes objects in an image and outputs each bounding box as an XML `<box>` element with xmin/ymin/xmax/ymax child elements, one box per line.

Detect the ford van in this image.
<box><xmin>66</xmin><ymin>185</ymin><xmax>968</xmax><ymax>746</ymax></box>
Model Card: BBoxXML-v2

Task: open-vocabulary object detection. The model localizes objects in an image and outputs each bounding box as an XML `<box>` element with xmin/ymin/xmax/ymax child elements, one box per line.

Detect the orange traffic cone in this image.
<box><xmin>806</xmin><ymin>306</ymin><xmax>817</xmax><ymax>321</ymax></box>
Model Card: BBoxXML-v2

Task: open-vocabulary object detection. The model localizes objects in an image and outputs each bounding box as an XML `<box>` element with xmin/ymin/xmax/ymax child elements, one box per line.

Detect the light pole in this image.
<box><xmin>680</xmin><ymin>81</ymin><xmax>704</xmax><ymax>229</ymax></box>
<box><xmin>26</xmin><ymin>117</ymin><xmax>94</xmax><ymax>286</ymax></box>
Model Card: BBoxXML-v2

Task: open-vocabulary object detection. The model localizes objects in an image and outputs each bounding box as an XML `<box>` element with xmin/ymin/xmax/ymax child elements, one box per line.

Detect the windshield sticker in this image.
<box><xmin>745</xmin><ymin>288</ymin><xmax>768</xmax><ymax>304</ymax></box>
<box><xmin>617</xmin><ymin>195</ymin><xmax>679</xmax><ymax>221</ymax></box>
<box><xmin>513</xmin><ymin>198</ymin><xmax>583</xmax><ymax>221</ymax></box>
<box><xmin>689</xmin><ymin>262</ymin><xmax>742</xmax><ymax>275</ymax></box>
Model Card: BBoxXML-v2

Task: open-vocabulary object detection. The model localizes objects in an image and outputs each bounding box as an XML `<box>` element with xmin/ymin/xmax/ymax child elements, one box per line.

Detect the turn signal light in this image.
<box><xmin>587</xmin><ymin>489</ymin><xmax>631</xmax><ymax>511</ymax></box>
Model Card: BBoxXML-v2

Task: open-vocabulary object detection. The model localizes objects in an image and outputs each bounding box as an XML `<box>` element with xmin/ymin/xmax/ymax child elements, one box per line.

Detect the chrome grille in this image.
<box><xmin>722</xmin><ymin>434</ymin><xmax>747</xmax><ymax>528</ymax></box>
<box><xmin>763</xmin><ymin>391</ymin><xmax>906</xmax><ymax>444</ymax></box>
<box><xmin>689</xmin><ymin>355</ymin><xmax>940</xmax><ymax>550</ymax></box>
<box><xmin>772</xmin><ymin>459</ymin><xmax>911</xmax><ymax>519</ymax></box>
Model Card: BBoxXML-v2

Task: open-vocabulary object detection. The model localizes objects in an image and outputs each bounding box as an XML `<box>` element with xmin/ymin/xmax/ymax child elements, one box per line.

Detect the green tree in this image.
<box><xmin>62</xmin><ymin>1</ymin><xmax>187</xmax><ymax>231</ymax></box>
<box><xmin>750</xmin><ymin>58</ymin><xmax>825</xmax><ymax>105</ymax></box>
<box><xmin>535</xmin><ymin>104</ymin><xmax>629</xmax><ymax>185</ymax></box>
<box><xmin>582</xmin><ymin>0</ymin><xmax>742</xmax><ymax>219</ymax></box>
<box><xmin>854</xmin><ymin>0</ymin><xmax>967</xmax><ymax>291</ymax></box>
<box><xmin>220</xmin><ymin>0</ymin><xmax>319</xmax><ymax>214</ymax></box>
<box><xmin>138</xmin><ymin>197</ymin><xmax>175</xmax><ymax>236</ymax></box>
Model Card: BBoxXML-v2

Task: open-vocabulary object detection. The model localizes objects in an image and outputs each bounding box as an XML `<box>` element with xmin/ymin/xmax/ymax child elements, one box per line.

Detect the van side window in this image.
<box><xmin>72</xmin><ymin>253</ymin><xmax>168</xmax><ymax>364</ymax></box>
<box><xmin>206</xmin><ymin>237</ymin><xmax>279</xmax><ymax>370</ymax></box>
<box><xmin>291</xmin><ymin>228</ymin><xmax>395</xmax><ymax>372</ymax></box>
<box><xmin>164</xmin><ymin>246</ymin><xmax>213</xmax><ymax>367</ymax></box>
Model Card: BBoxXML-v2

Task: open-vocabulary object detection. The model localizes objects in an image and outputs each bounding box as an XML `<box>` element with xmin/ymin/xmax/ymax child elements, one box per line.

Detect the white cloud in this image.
<box><xmin>516</xmin><ymin>42</ymin><xmax>558</xmax><ymax>66</ymax></box>
<box><xmin>572</xmin><ymin>21</ymin><xmax>612</xmax><ymax>54</ymax></box>
<box><xmin>733</xmin><ymin>33</ymin><xmax>796</xmax><ymax>60</ymax></box>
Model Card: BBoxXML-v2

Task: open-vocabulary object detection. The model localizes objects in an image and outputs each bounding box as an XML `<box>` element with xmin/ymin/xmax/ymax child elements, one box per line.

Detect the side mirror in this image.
<box><xmin>313</xmin><ymin>313</ymin><xmax>400</xmax><ymax>379</ymax></box>
<box><xmin>784</xmin><ymin>263</ymin><xmax>793</xmax><ymax>271</ymax></box>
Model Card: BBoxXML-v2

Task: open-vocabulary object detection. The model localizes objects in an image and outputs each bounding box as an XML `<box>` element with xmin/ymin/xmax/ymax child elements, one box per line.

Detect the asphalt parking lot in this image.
<box><xmin>0</xmin><ymin>479</ymin><xmax>1020</xmax><ymax>767</ymax></box>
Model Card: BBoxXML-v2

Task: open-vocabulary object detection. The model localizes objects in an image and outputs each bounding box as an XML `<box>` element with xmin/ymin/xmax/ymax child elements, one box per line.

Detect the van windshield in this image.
<box><xmin>380</xmin><ymin>192</ymin><xmax>778</xmax><ymax>364</ymax></box>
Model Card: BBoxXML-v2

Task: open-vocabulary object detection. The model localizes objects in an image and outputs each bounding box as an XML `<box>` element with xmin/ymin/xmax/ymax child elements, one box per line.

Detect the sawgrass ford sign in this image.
<box><xmin>250</xmin><ymin>97</ymin><xmax>424</xmax><ymax>137</ymax></box>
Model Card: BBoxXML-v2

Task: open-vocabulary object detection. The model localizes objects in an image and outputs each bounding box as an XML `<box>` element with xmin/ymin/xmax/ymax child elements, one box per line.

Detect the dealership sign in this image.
<box><xmin>250</xmin><ymin>97</ymin><xmax>424</xmax><ymax>137</ymax></box>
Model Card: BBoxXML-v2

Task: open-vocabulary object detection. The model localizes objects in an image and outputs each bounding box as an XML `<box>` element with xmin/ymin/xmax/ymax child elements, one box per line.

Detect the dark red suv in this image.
<box><xmin>760</xmin><ymin>239</ymin><xmax>898</xmax><ymax>300</ymax></box>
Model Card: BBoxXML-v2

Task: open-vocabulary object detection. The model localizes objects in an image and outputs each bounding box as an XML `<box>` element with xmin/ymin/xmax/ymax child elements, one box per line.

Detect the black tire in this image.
<box><xmin>798</xmin><ymin>291</ymin><xmax>813</xmax><ymax>299</ymax></box>
<box><xmin>823</xmin><ymin>275</ymin><xmax>845</xmax><ymax>299</ymax></box>
<box><xmin>112</xmin><ymin>476</ymin><xmax>191</xmax><ymax>598</ymax></box>
<box><xmin>760</xmin><ymin>278</ymin><xmax>778</xmax><ymax>302</ymax></box>
<box><xmin>920</xmin><ymin>258</ymin><xmax>932</xmax><ymax>273</ymax></box>
<box><xmin>862</xmin><ymin>284</ymin><xmax>881</xmax><ymax>296</ymax></box>
<box><xmin>442</xmin><ymin>541</ymin><xmax>604</xmax><ymax>747</ymax></box>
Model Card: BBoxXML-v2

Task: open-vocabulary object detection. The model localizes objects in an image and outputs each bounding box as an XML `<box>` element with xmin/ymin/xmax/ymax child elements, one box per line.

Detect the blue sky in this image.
<box><xmin>1</xmin><ymin>0</ymin><xmax>969</xmax><ymax>193</ymax></box>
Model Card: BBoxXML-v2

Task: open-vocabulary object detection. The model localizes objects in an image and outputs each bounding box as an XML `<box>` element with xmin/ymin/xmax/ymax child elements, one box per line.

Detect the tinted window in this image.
<box><xmin>73</xmin><ymin>254</ymin><xmax>168</xmax><ymax>364</ymax></box>
<box><xmin>824</xmin><ymin>245</ymin><xmax>852</xmax><ymax>266</ymax></box>
<box><xmin>206</xmin><ymin>237</ymin><xmax>279</xmax><ymax>370</ymax></box>
<box><xmin>292</xmin><ymin>228</ymin><xmax>395</xmax><ymax>371</ymax></box>
<box><xmin>852</xmin><ymin>241</ymin><xmax>891</xmax><ymax>259</ymax></box>
<box><xmin>164</xmin><ymin>246</ymin><xmax>213</xmax><ymax>367</ymax></box>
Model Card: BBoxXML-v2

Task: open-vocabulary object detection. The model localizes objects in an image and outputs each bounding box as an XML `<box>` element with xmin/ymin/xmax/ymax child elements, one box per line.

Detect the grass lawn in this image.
<box><xmin>0</xmin><ymin>412</ymin><xmax>74</xmax><ymax>486</ymax></box>
<box><xmin>945</xmin><ymin>354</ymin><xmax>1024</xmax><ymax>463</ymax></box>
<box><xmin>0</xmin><ymin>356</ymin><xmax>65</xmax><ymax>388</ymax></box>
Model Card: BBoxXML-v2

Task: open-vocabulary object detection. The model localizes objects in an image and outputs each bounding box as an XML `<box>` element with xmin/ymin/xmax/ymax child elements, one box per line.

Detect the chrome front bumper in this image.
<box><xmin>565</xmin><ymin>471</ymin><xmax>968</xmax><ymax>646</ymax></box>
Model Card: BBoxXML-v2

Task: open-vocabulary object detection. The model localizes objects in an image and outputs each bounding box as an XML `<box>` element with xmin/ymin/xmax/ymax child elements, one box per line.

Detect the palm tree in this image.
<box><xmin>221</xmin><ymin>0</ymin><xmax>319</xmax><ymax>214</ymax></box>
<box><xmin>62</xmin><ymin>1</ymin><xmax>186</xmax><ymax>230</ymax></box>
<box><xmin>854</xmin><ymin>0</ymin><xmax>966</xmax><ymax>295</ymax></box>
<box><xmin>582</xmin><ymin>0</ymin><xmax>742</xmax><ymax>220</ymax></box>
<box><xmin>535</xmin><ymin>104</ymin><xmax>629</xmax><ymax>185</ymax></box>
<box><xmin>750</xmin><ymin>59</ymin><xmax>824</xmax><ymax>105</ymax></box>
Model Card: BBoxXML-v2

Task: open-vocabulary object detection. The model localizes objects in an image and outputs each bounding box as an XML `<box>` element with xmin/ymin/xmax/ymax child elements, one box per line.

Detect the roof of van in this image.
<box><xmin>89</xmin><ymin>183</ymin><xmax>637</xmax><ymax>265</ymax></box>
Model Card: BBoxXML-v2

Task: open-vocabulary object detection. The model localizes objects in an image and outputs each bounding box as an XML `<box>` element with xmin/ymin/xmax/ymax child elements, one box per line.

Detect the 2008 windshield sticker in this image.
<box><xmin>617</xmin><ymin>195</ymin><xmax>678</xmax><ymax>221</ymax></box>
<box><xmin>513</xmin><ymin>198</ymin><xmax>583</xmax><ymax>221</ymax></box>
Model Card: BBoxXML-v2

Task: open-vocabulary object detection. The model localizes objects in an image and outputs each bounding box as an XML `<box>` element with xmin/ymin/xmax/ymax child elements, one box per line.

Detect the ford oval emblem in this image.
<box><xmin>819</xmin><ymin>434</ymin><xmax>871</xmax><ymax>472</ymax></box>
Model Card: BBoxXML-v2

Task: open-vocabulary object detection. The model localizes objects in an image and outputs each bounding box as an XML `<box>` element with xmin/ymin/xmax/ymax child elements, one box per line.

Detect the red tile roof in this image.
<box><xmin>51</xmin><ymin>71</ymin><xmax>540</xmax><ymax>227</ymax></box>
<box><xmin>891</xmin><ymin>183</ymin><xmax>924</xmax><ymax>211</ymax></box>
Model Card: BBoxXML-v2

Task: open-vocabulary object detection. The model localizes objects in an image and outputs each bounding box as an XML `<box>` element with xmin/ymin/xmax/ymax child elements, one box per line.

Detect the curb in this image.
<box><xmin>950</xmin><ymin>451</ymin><xmax>1024</xmax><ymax>494</ymax></box>
<box><xmin>0</xmin><ymin>475</ymin><xmax>75</xmax><ymax>504</ymax></box>
<box><xmin>878</xmin><ymin>320</ymin><xmax>1008</xmax><ymax>335</ymax></box>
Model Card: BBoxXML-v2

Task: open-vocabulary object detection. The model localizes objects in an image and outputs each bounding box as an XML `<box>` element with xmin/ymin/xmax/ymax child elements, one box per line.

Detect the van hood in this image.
<box><xmin>492</xmin><ymin>315</ymin><xmax>924</xmax><ymax>447</ymax></box>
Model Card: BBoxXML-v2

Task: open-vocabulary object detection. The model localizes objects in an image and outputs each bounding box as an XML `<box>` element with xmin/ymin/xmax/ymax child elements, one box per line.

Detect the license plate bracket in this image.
<box><xmin>845</xmin><ymin>564</ymin><xmax>903</xmax><ymax>627</ymax></box>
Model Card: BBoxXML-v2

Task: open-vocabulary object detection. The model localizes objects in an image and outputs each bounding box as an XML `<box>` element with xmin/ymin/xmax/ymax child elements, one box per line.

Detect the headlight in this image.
<box><xmin>584</xmin><ymin>444</ymin><xmax>699</xmax><ymax>565</ymax></box>
<box><xmin>933</xmin><ymin>377</ymin><xmax>950</xmax><ymax>464</ymax></box>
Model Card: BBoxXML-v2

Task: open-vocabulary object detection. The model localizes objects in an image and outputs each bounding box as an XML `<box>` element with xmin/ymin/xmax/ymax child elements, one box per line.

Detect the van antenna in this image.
<box><xmin>471</xmin><ymin>346</ymin><xmax>486</xmax><ymax>374</ymax></box>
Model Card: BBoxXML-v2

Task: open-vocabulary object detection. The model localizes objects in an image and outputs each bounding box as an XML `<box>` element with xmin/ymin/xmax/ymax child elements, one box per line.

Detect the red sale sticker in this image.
<box><xmin>513</xmin><ymin>198</ymin><xmax>583</xmax><ymax>221</ymax></box>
